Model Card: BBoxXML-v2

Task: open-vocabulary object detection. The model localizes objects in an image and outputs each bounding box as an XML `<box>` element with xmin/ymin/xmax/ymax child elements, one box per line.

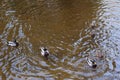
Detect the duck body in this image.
<box><xmin>96</xmin><ymin>51</ymin><xmax>104</xmax><ymax>59</ymax></box>
<box><xmin>41</xmin><ymin>47</ymin><xmax>50</xmax><ymax>59</ymax></box>
<box><xmin>86</xmin><ymin>57</ymin><xmax>97</xmax><ymax>68</ymax></box>
<box><xmin>7</xmin><ymin>40</ymin><xmax>19</xmax><ymax>47</ymax></box>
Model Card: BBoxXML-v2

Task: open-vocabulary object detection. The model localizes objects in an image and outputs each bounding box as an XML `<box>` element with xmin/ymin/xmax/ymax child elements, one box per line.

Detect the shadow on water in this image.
<box><xmin>0</xmin><ymin>0</ymin><xmax>120</xmax><ymax>80</ymax></box>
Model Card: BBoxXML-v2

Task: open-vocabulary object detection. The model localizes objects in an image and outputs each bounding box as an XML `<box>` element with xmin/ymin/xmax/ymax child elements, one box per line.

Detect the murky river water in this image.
<box><xmin>0</xmin><ymin>0</ymin><xmax>120</xmax><ymax>80</ymax></box>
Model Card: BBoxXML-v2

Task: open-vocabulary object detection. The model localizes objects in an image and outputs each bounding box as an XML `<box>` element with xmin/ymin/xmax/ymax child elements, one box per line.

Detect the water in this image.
<box><xmin>0</xmin><ymin>0</ymin><xmax>120</xmax><ymax>80</ymax></box>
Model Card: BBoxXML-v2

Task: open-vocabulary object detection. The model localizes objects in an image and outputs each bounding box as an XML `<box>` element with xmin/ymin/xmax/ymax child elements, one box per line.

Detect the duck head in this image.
<box><xmin>91</xmin><ymin>60</ymin><xmax>97</xmax><ymax>68</ymax></box>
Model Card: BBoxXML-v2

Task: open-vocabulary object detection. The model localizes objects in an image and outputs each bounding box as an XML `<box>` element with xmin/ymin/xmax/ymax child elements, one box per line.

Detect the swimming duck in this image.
<box><xmin>90</xmin><ymin>25</ymin><xmax>96</xmax><ymax>39</ymax></box>
<box><xmin>7</xmin><ymin>39</ymin><xmax>19</xmax><ymax>47</ymax></box>
<box><xmin>41</xmin><ymin>47</ymin><xmax>50</xmax><ymax>59</ymax></box>
<box><xmin>86</xmin><ymin>57</ymin><xmax>97</xmax><ymax>68</ymax></box>
<box><xmin>95</xmin><ymin>50</ymin><xmax>104</xmax><ymax>59</ymax></box>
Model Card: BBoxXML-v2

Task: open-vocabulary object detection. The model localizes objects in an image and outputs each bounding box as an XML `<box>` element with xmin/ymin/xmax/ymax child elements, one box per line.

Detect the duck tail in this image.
<box><xmin>40</xmin><ymin>47</ymin><xmax>44</xmax><ymax>50</ymax></box>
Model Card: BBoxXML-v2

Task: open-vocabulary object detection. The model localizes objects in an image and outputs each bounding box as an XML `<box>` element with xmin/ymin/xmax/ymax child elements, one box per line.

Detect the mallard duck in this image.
<box><xmin>95</xmin><ymin>50</ymin><xmax>104</xmax><ymax>59</ymax></box>
<box><xmin>91</xmin><ymin>25</ymin><xmax>96</xmax><ymax>29</ymax></box>
<box><xmin>7</xmin><ymin>39</ymin><xmax>19</xmax><ymax>47</ymax></box>
<box><xmin>41</xmin><ymin>47</ymin><xmax>50</xmax><ymax>59</ymax></box>
<box><xmin>86</xmin><ymin>57</ymin><xmax>97</xmax><ymax>68</ymax></box>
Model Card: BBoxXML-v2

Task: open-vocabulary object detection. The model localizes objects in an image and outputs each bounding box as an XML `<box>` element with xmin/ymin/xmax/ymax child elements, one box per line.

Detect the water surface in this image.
<box><xmin>0</xmin><ymin>0</ymin><xmax>120</xmax><ymax>80</ymax></box>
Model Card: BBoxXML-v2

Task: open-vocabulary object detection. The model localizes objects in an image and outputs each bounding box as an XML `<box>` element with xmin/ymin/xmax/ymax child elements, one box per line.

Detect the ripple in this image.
<box><xmin>1</xmin><ymin>0</ymin><xmax>120</xmax><ymax>79</ymax></box>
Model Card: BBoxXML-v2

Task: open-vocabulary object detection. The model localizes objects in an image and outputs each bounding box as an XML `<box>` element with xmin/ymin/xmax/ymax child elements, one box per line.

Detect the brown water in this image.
<box><xmin>0</xmin><ymin>0</ymin><xmax>120</xmax><ymax>80</ymax></box>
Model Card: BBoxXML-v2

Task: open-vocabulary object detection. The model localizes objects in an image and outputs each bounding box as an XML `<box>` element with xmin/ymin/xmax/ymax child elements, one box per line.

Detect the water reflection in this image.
<box><xmin>0</xmin><ymin>0</ymin><xmax>120</xmax><ymax>80</ymax></box>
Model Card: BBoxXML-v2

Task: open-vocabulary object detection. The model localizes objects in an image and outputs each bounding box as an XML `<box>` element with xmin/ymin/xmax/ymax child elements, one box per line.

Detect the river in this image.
<box><xmin>0</xmin><ymin>0</ymin><xmax>120</xmax><ymax>80</ymax></box>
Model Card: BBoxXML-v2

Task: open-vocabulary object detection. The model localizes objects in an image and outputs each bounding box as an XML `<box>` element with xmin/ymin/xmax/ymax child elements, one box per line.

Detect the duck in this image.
<box><xmin>7</xmin><ymin>39</ymin><xmax>19</xmax><ymax>47</ymax></box>
<box><xmin>96</xmin><ymin>52</ymin><xmax>104</xmax><ymax>59</ymax></box>
<box><xmin>91</xmin><ymin>25</ymin><xmax>96</xmax><ymax>29</ymax></box>
<box><xmin>86</xmin><ymin>57</ymin><xmax>97</xmax><ymax>68</ymax></box>
<box><xmin>41</xmin><ymin>47</ymin><xmax>50</xmax><ymax>59</ymax></box>
<box><xmin>90</xmin><ymin>25</ymin><xmax>96</xmax><ymax>39</ymax></box>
